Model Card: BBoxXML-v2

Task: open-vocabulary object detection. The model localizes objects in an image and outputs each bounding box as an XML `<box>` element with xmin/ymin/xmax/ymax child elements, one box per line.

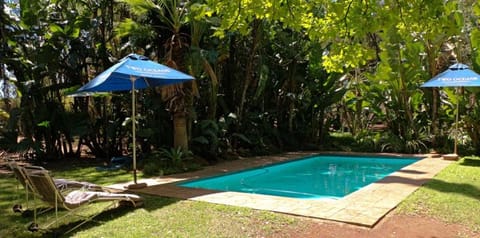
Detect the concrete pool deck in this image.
<box><xmin>111</xmin><ymin>152</ymin><xmax>452</xmax><ymax>227</ymax></box>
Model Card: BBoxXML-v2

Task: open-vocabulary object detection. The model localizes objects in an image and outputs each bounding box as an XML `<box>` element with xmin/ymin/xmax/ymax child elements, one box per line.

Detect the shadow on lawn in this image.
<box><xmin>0</xmin><ymin>163</ymin><xmax>188</xmax><ymax>237</ymax></box>
<box><xmin>43</xmin><ymin>195</ymin><xmax>179</xmax><ymax>238</ymax></box>
<box><xmin>459</xmin><ymin>158</ymin><xmax>480</xmax><ymax>167</ymax></box>
<box><xmin>422</xmin><ymin>179</ymin><xmax>480</xmax><ymax>199</ymax></box>
<box><xmin>0</xmin><ymin>173</ymin><xmax>178</xmax><ymax>237</ymax></box>
<box><xmin>377</xmin><ymin>175</ymin><xmax>480</xmax><ymax>200</ymax></box>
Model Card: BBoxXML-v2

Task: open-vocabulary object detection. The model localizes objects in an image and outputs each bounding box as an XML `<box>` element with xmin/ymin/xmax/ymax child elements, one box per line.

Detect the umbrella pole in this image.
<box><xmin>442</xmin><ymin>89</ymin><xmax>460</xmax><ymax>161</ymax></box>
<box><xmin>125</xmin><ymin>76</ymin><xmax>147</xmax><ymax>189</ymax></box>
<box><xmin>132</xmin><ymin>78</ymin><xmax>137</xmax><ymax>184</ymax></box>
<box><xmin>454</xmin><ymin>99</ymin><xmax>459</xmax><ymax>155</ymax></box>
<box><xmin>126</xmin><ymin>77</ymin><xmax>147</xmax><ymax>189</ymax></box>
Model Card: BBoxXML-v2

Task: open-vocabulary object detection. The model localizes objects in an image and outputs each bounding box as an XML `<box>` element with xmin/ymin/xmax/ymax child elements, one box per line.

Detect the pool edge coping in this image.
<box><xmin>111</xmin><ymin>152</ymin><xmax>452</xmax><ymax>227</ymax></box>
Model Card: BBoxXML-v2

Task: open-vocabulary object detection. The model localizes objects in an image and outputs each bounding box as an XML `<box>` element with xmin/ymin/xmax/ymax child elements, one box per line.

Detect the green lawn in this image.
<box><xmin>396</xmin><ymin>156</ymin><xmax>480</xmax><ymax>232</ymax></box>
<box><xmin>0</xmin><ymin>164</ymin><xmax>302</xmax><ymax>238</ymax></box>
<box><xmin>1</xmin><ymin>156</ymin><xmax>479</xmax><ymax>237</ymax></box>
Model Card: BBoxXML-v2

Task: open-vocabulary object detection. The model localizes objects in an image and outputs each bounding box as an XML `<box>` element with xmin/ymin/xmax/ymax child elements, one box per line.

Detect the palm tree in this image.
<box><xmin>118</xmin><ymin>0</ymin><xmax>193</xmax><ymax>150</ymax></box>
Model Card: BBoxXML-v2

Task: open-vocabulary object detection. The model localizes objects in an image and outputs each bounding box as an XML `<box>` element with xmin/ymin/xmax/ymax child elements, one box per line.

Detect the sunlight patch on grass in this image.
<box><xmin>52</xmin><ymin>166</ymin><xmax>140</xmax><ymax>186</ymax></box>
<box><xmin>73</xmin><ymin>196</ymin><xmax>302</xmax><ymax>238</ymax></box>
<box><xmin>397</xmin><ymin>157</ymin><xmax>480</xmax><ymax>231</ymax></box>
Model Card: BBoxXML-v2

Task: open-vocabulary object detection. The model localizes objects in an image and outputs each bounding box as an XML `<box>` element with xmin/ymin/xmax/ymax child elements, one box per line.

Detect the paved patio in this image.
<box><xmin>110</xmin><ymin>152</ymin><xmax>452</xmax><ymax>227</ymax></box>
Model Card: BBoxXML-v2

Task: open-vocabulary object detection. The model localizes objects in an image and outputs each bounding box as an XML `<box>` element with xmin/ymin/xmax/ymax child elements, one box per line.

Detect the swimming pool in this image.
<box><xmin>179</xmin><ymin>155</ymin><xmax>419</xmax><ymax>199</ymax></box>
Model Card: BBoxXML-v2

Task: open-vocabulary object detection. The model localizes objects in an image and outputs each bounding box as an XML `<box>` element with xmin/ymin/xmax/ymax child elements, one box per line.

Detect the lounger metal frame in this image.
<box><xmin>24</xmin><ymin>168</ymin><xmax>143</xmax><ymax>234</ymax></box>
<box><xmin>7</xmin><ymin>162</ymin><xmax>53</xmax><ymax>215</ymax></box>
<box><xmin>7</xmin><ymin>161</ymin><xmax>107</xmax><ymax>215</ymax></box>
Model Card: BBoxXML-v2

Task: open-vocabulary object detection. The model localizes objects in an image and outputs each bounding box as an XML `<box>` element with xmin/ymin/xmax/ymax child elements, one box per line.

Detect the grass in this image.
<box><xmin>397</xmin><ymin>156</ymin><xmax>480</xmax><ymax>231</ymax></box>
<box><xmin>0</xmin><ymin>163</ymin><xmax>303</xmax><ymax>238</ymax></box>
<box><xmin>2</xmin><ymin>156</ymin><xmax>480</xmax><ymax>237</ymax></box>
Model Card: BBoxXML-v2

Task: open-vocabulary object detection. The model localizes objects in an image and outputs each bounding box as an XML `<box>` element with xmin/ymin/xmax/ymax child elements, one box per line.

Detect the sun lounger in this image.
<box><xmin>24</xmin><ymin>167</ymin><xmax>143</xmax><ymax>234</ymax></box>
<box><xmin>7</xmin><ymin>162</ymin><xmax>106</xmax><ymax>215</ymax></box>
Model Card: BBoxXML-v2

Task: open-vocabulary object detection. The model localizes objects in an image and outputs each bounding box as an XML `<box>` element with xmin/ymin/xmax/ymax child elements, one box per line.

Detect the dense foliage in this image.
<box><xmin>1</xmin><ymin>0</ymin><xmax>480</xmax><ymax>165</ymax></box>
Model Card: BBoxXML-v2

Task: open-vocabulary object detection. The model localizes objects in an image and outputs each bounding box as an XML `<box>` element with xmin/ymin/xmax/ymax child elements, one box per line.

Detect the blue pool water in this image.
<box><xmin>179</xmin><ymin>155</ymin><xmax>419</xmax><ymax>199</ymax></box>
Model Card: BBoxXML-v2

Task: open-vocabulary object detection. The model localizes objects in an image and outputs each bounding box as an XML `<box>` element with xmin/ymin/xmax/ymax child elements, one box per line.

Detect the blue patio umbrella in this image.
<box><xmin>421</xmin><ymin>63</ymin><xmax>480</xmax><ymax>87</ymax></box>
<box><xmin>77</xmin><ymin>54</ymin><xmax>194</xmax><ymax>187</ymax></box>
<box><xmin>421</xmin><ymin>63</ymin><xmax>480</xmax><ymax>157</ymax></box>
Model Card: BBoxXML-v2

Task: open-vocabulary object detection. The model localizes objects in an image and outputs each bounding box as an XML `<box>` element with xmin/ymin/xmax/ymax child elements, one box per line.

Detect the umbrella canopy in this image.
<box><xmin>76</xmin><ymin>53</ymin><xmax>194</xmax><ymax>187</ymax></box>
<box><xmin>421</xmin><ymin>63</ymin><xmax>480</xmax><ymax>158</ymax></box>
<box><xmin>421</xmin><ymin>63</ymin><xmax>480</xmax><ymax>87</ymax></box>
<box><xmin>77</xmin><ymin>54</ymin><xmax>194</xmax><ymax>92</ymax></box>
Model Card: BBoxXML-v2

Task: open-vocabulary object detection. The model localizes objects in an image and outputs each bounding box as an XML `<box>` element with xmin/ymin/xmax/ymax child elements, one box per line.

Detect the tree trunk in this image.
<box><xmin>163</xmin><ymin>34</ymin><xmax>190</xmax><ymax>151</ymax></box>
<box><xmin>173</xmin><ymin>111</ymin><xmax>188</xmax><ymax>149</ymax></box>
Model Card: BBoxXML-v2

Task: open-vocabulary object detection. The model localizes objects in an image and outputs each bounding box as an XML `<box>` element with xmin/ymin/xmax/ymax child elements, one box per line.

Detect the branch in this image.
<box><xmin>344</xmin><ymin>0</ymin><xmax>354</xmax><ymax>38</ymax></box>
<box><xmin>286</xmin><ymin>0</ymin><xmax>295</xmax><ymax>19</ymax></box>
<box><xmin>226</xmin><ymin>0</ymin><xmax>242</xmax><ymax>32</ymax></box>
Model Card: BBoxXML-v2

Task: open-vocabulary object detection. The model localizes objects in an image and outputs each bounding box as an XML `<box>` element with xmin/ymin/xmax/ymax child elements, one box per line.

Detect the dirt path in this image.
<box><xmin>280</xmin><ymin>213</ymin><xmax>478</xmax><ymax>238</ymax></box>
